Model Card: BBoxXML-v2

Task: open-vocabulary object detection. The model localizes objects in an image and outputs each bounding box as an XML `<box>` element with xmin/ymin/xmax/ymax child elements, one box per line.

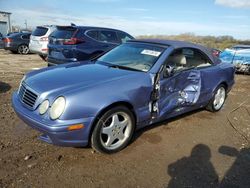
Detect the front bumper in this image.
<box><xmin>12</xmin><ymin>92</ymin><xmax>95</xmax><ymax>147</ymax></box>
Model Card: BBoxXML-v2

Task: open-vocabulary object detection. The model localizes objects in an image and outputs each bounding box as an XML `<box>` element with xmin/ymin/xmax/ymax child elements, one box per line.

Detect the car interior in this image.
<box><xmin>167</xmin><ymin>48</ymin><xmax>212</xmax><ymax>72</ymax></box>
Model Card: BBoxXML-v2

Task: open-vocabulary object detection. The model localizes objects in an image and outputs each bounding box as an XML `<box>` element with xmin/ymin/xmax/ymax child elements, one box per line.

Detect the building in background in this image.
<box><xmin>0</xmin><ymin>11</ymin><xmax>11</xmax><ymax>36</ymax></box>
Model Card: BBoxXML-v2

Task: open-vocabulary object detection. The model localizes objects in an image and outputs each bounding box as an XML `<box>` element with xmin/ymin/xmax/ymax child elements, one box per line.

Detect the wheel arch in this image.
<box><xmin>218</xmin><ymin>81</ymin><xmax>228</xmax><ymax>92</ymax></box>
<box><xmin>88</xmin><ymin>101</ymin><xmax>137</xmax><ymax>144</ymax></box>
<box><xmin>211</xmin><ymin>81</ymin><xmax>228</xmax><ymax>95</ymax></box>
<box><xmin>18</xmin><ymin>43</ymin><xmax>29</xmax><ymax>47</ymax></box>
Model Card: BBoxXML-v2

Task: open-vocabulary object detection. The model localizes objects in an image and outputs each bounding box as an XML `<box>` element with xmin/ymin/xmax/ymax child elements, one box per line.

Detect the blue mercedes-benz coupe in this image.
<box><xmin>12</xmin><ymin>39</ymin><xmax>235</xmax><ymax>153</ymax></box>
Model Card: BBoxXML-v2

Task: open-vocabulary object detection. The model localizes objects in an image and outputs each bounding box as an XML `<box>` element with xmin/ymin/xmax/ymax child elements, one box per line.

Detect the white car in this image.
<box><xmin>29</xmin><ymin>25</ymin><xmax>56</xmax><ymax>61</ymax></box>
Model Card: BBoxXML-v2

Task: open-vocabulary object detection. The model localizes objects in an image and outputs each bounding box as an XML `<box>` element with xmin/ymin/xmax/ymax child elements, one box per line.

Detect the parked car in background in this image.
<box><xmin>29</xmin><ymin>25</ymin><xmax>56</xmax><ymax>61</ymax></box>
<box><xmin>47</xmin><ymin>26</ymin><xmax>134</xmax><ymax>66</ymax></box>
<box><xmin>3</xmin><ymin>32</ymin><xmax>31</xmax><ymax>54</ymax></box>
<box><xmin>12</xmin><ymin>40</ymin><xmax>235</xmax><ymax>153</ymax></box>
<box><xmin>0</xmin><ymin>33</ymin><xmax>3</xmax><ymax>49</ymax></box>
<box><xmin>6</xmin><ymin>32</ymin><xmax>19</xmax><ymax>36</ymax></box>
<box><xmin>220</xmin><ymin>48</ymin><xmax>250</xmax><ymax>74</ymax></box>
<box><xmin>231</xmin><ymin>45</ymin><xmax>250</xmax><ymax>51</ymax></box>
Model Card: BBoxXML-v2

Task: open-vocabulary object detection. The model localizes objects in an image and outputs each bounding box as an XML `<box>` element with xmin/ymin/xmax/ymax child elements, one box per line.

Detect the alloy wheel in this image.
<box><xmin>100</xmin><ymin>112</ymin><xmax>132</xmax><ymax>150</ymax></box>
<box><xmin>18</xmin><ymin>45</ymin><xmax>29</xmax><ymax>54</ymax></box>
<box><xmin>213</xmin><ymin>87</ymin><xmax>226</xmax><ymax>110</ymax></box>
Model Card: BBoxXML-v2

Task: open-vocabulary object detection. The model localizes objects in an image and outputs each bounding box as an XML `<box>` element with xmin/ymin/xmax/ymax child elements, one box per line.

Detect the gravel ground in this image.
<box><xmin>0</xmin><ymin>49</ymin><xmax>249</xmax><ymax>188</ymax></box>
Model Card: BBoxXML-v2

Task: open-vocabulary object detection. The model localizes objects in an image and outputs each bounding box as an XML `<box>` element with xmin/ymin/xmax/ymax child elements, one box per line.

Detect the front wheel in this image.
<box><xmin>91</xmin><ymin>106</ymin><xmax>135</xmax><ymax>154</ymax></box>
<box><xmin>18</xmin><ymin>44</ymin><xmax>29</xmax><ymax>55</ymax></box>
<box><xmin>206</xmin><ymin>85</ymin><xmax>226</xmax><ymax>112</ymax></box>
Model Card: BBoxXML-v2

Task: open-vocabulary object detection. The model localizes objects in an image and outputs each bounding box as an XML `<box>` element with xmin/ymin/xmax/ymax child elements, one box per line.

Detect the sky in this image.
<box><xmin>0</xmin><ymin>0</ymin><xmax>250</xmax><ymax>39</ymax></box>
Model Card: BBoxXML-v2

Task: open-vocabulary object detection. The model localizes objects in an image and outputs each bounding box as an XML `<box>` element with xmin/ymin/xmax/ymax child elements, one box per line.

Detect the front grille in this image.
<box><xmin>19</xmin><ymin>83</ymin><xmax>38</xmax><ymax>108</ymax></box>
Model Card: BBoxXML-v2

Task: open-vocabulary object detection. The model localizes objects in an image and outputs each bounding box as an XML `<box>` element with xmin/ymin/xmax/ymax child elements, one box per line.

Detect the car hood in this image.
<box><xmin>25</xmin><ymin>63</ymin><xmax>140</xmax><ymax>94</ymax></box>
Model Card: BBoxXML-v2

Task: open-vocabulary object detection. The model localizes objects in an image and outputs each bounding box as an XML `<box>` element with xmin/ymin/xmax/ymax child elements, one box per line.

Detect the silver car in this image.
<box><xmin>29</xmin><ymin>25</ymin><xmax>56</xmax><ymax>60</ymax></box>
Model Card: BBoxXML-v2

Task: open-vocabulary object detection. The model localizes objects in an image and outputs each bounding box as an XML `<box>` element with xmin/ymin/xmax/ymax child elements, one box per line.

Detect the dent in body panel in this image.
<box><xmin>158</xmin><ymin>70</ymin><xmax>202</xmax><ymax>119</ymax></box>
<box><xmin>178</xmin><ymin>71</ymin><xmax>201</xmax><ymax>104</ymax></box>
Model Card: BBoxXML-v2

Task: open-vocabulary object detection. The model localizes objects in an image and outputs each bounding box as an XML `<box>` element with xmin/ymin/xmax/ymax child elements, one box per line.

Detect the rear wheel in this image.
<box><xmin>91</xmin><ymin>106</ymin><xmax>135</xmax><ymax>154</ymax></box>
<box><xmin>206</xmin><ymin>85</ymin><xmax>226</xmax><ymax>112</ymax></box>
<box><xmin>18</xmin><ymin>44</ymin><xmax>29</xmax><ymax>55</ymax></box>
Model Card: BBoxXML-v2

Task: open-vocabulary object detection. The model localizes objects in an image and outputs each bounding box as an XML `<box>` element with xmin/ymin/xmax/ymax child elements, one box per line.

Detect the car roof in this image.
<box><xmin>232</xmin><ymin>44</ymin><xmax>250</xmax><ymax>48</ymax></box>
<box><xmin>8</xmin><ymin>32</ymin><xmax>31</xmax><ymax>37</ymax></box>
<box><xmin>57</xmin><ymin>25</ymin><xmax>130</xmax><ymax>33</ymax></box>
<box><xmin>129</xmin><ymin>39</ymin><xmax>217</xmax><ymax>63</ymax></box>
<box><xmin>130</xmin><ymin>39</ymin><xmax>205</xmax><ymax>48</ymax></box>
<box><xmin>36</xmin><ymin>25</ymin><xmax>56</xmax><ymax>29</ymax></box>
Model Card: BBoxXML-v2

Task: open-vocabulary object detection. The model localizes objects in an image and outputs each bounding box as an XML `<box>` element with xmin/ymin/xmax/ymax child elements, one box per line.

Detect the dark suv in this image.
<box><xmin>47</xmin><ymin>26</ymin><xmax>134</xmax><ymax>66</ymax></box>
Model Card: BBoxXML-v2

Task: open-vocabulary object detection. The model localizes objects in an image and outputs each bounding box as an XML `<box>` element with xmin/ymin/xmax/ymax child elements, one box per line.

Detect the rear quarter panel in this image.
<box><xmin>199</xmin><ymin>63</ymin><xmax>235</xmax><ymax>105</ymax></box>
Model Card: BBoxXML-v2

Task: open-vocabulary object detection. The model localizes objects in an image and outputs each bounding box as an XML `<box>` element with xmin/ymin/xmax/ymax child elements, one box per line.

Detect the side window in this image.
<box><xmin>99</xmin><ymin>30</ymin><xmax>118</xmax><ymax>43</ymax></box>
<box><xmin>166</xmin><ymin>48</ymin><xmax>212</xmax><ymax>72</ymax></box>
<box><xmin>184</xmin><ymin>48</ymin><xmax>212</xmax><ymax>68</ymax></box>
<box><xmin>117</xmin><ymin>32</ymin><xmax>133</xmax><ymax>43</ymax></box>
<box><xmin>166</xmin><ymin>49</ymin><xmax>188</xmax><ymax>72</ymax></box>
<box><xmin>86</xmin><ymin>30</ymin><xmax>99</xmax><ymax>40</ymax></box>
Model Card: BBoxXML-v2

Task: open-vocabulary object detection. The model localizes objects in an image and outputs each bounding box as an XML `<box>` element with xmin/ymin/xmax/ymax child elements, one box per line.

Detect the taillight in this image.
<box><xmin>3</xmin><ymin>38</ymin><xmax>12</xmax><ymax>43</ymax></box>
<box><xmin>40</xmin><ymin>37</ymin><xmax>48</xmax><ymax>41</ymax></box>
<box><xmin>63</xmin><ymin>38</ymin><xmax>84</xmax><ymax>45</ymax></box>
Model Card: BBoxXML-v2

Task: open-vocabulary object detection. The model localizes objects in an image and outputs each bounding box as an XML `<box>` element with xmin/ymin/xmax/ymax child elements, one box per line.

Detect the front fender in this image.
<box><xmin>60</xmin><ymin>74</ymin><xmax>153</xmax><ymax>124</ymax></box>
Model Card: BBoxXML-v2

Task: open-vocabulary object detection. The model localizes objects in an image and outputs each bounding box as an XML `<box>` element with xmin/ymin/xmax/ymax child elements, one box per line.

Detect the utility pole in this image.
<box><xmin>24</xmin><ymin>20</ymin><xmax>27</xmax><ymax>30</ymax></box>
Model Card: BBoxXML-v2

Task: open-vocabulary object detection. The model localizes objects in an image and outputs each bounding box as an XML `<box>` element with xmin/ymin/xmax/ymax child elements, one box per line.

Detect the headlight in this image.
<box><xmin>39</xmin><ymin>100</ymin><xmax>49</xmax><ymax>115</ymax></box>
<box><xmin>50</xmin><ymin>97</ymin><xmax>66</xmax><ymax>120</ymax></box>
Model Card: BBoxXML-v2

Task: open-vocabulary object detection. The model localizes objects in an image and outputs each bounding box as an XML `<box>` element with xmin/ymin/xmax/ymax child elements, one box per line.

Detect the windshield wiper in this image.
<box><xmin>108</xmin><ymin>64</ymin><xmax>144</xmax><ymax>72</ymax></box>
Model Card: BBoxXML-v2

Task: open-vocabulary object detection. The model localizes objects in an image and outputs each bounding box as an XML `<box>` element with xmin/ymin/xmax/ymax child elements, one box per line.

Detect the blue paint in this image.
<box><xmin>12</xmin><ymin>40</ymin><xmax>235</xmax><ymax>147</ymax></box>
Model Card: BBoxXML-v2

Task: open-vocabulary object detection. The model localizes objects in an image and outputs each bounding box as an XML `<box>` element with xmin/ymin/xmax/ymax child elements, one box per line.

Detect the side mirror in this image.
<box><xmin>163</xmin><ymin>65</ymin><xmax>175</xmax><ymax>77</ymax></box>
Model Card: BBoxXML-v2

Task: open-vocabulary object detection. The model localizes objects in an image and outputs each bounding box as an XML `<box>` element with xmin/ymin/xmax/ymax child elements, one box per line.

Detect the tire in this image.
<box><xmin>91</xmin><ymin>106</ymin><xmax>135</xmax><ymax>154</ymax></box>
<box><xmin>206</xmin><ymin>84</ymin><xmax>226</xmax><ymax>112</ymax></box>
<box><xmin>18</xmin><ymin>44</ymin><xmax>29</xmax><ymax>55</ymax></box>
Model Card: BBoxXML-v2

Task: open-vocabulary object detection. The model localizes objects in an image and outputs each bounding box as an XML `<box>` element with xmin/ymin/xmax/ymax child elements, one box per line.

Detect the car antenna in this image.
<box><xmin>71</xmin><ymin>23</ymin><xmax>76</xmax><ymax>26</ymax></box>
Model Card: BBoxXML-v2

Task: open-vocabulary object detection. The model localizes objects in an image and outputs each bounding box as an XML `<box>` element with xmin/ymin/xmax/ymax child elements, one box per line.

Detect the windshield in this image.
<box><xmin>97</xmin><ymin>43</ymin><xmax>165</xmax><ymax>72</ymax></box>
<box><xmin>50</xmin><ymin>27</ymin><xmax>77</xmax><ymax>39</ymax></box>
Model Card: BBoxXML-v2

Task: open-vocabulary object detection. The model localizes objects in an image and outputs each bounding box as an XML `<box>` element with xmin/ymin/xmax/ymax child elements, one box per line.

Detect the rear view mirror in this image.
<box><xmin>163</xmin><ymin>65</ymin><xmax>174</xmax><ymax>77</ymax></box>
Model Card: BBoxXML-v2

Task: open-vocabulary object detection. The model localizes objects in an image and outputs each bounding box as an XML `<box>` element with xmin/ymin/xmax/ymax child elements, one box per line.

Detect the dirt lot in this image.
<box><xmin>0</xmin><ymin>49</ymin><xmax>249</xmax><ymax>188</ymax></box>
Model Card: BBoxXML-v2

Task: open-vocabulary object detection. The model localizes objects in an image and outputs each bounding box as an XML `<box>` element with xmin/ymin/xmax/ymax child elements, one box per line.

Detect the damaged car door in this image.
<box><xmin>157</xmin><ymin>48</ymin><xmax>203</xmax><ymax>119</ymax></box>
